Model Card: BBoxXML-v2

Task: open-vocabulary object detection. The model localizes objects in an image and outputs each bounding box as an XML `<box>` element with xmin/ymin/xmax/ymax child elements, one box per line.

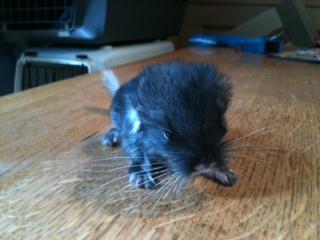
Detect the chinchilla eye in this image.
<box><xmin>163</xmin><ymin>131</ymin><xmax>170</xmax><ymax>140</ymax></box>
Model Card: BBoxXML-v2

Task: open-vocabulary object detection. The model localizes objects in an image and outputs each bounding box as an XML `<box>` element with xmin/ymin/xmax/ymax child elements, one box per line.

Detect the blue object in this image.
<box><xmin>189</xmin><ymin>34</ymin><xmax>284</xmax><ymax>54</ymax></box>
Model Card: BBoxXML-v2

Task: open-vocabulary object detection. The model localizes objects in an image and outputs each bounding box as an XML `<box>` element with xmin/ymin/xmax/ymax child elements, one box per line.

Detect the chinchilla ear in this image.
<box><xmin>216</xmin><ymin>76</ymin><xmax>232</xmax><ymax>114</ymax></box>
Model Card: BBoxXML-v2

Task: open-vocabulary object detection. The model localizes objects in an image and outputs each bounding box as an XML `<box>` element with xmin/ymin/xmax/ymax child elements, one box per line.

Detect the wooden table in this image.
<box><xmin>1</xmin><ymin>48</ymin><xmax>319</xmax><ymax>240</ymax></box>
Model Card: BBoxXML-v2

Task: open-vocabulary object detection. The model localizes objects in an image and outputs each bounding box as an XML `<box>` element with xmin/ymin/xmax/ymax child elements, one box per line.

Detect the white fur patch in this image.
<box><xmin>128</xmin><ymin>107</ymin><xmax>141</xmax><ymax>134</ymax></box>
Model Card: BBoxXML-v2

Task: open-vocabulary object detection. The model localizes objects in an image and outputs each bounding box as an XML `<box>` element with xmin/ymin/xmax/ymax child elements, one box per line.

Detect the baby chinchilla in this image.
<box><xmin>102</xmin><ymin>61</ymin><xmax>237</xmax><ymax>189</ymax></box>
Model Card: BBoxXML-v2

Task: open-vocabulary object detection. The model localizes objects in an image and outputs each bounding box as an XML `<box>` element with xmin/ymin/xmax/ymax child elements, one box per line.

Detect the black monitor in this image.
<box><xmin>0</xmin><ymin>0</ymin><xmax>187</xmax><ymax>46</ymax></box>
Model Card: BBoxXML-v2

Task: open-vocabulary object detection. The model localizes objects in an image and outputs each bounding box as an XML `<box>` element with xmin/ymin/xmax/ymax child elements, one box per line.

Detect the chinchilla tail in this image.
<box><xmin>101</xmin><ymin>69</ymin><xmax>121</xmax><ymax>96</ymax></box>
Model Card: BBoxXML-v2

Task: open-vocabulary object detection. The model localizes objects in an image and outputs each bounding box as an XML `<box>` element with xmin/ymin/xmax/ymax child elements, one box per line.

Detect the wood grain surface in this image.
<box><xmin>0</xmin><ymin>48</ymin><xmax>319</xmax><ymax>240</ymax></box>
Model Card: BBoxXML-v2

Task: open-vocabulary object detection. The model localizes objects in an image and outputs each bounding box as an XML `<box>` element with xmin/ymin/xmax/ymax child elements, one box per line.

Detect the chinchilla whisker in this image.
<box><xmin>147</xmin><ymin>174</ymin><xmax>173</xmax><ymax>199</ymax></box>
<box><xmin>162</xmin><ymin>194</ymin><xmax>199</xmax><ymax>217</ymax></box>
<box><xmin>229</xmin><ymin>125</ymin><xmax>277</xmax><ymax>143</ymax></box>
<box><xmin>233</xmin><ymin>153</ymin><xmax>285</xmax><ymax>167</ymax></box>
<box><xmin>171</xmin><ymin>176</ymin><xmax>184</xmax><ymax>196</ymax></box>
<box><xmin>131</xmin><ymin>172</ymin><xmax>170</xmax><ymax>206</ymax></box>
<box><xmin>166</xmin><ymin>202</ymin><xmax>197</xmax><ymax>215</ymax></box>
<box><xmin>142</xmin><ymin>172</ymin><xmax>172</xmax><ymax>196</ymax></box>
<box><xmin>229</xmin><ymin>144</ymin><xmax>279</xmax><ymax>150</ymax></box>
<box><xmin>147</xmin><ymin>178</ymin><xmax>170</xmax><ymax>199</ymax></box>
<box><xmin>86</xmin><ymin>162</ymin><xmax>164</xmax><ymax>170</ymax></box>
<box><xmin>158</xmin><ymin>177</ymin><xmax>176</xmax><ymax>200</ymax></box>
<box><xmin>55</xmin><ymin>163</ymin><xmax>162</xmax><ymax>173</ymax></box>
<box><xmin>144</xmin><ymin>177</ymin><xmax>178</xmax><ymax>215</ymax></box>
<box><xmin>104</xmin><ymin>170</ymin><xmax>170</xmax><ymax>201</ymax></box>
<box><xmin>142</xmin><ymin>176</ymin><xmax>176</xmax><ymax>213</ymax></box>
<box><xmin>172</xmin><ymin>178</ymin><xmax>183</xmax><ymax>196</ymax></box>
<box><xmin>228</xmin><ymin>145</ymin><xmax>289</xmax><ymax>151</ymax></box>
<box><xmin>50</xmin><ymin>156</ymin><xmax>133</xmax><ymax>163</ymax></box>
<box><xmin>75</xmin><ymin>174</ymin><xmax>121</xmax><ymax>182</ymax></box>
<box><xmin>153</xmin><ymin>176</ymin><xmax>174</xmax><ymax>196</ymax></box>
<box><xmin>39</xmin><ymin>158</ymin><xmax>127</xmax><ymax>168</ymax></box>
<box><xmin>152</xmin><ymin>168</ymin><xmax>169</xmax><ymax>174</ymax></box>
<box><xmin>50</xmin><ymin>163</ymin><xmax>157</xmax><ymax>174</ymax></box>
<box><xmin>228</xmin><ymin>148</ymin><xmax>289</xmax><ymax>154</ymax></box>
<box><xmin>88</xmin><ymin>156</ymin><xmax>162</xmax><ymax>163</ymax></box>
<box><xmin>78</xmin><ymin>163</ymin><xmax>164</xmax><ymax>173</ymax></box>
<box><xmin>163</xmin><ymin>176</ymin><xmax>180</xmax><ymax>199</ymax></box>
<box><xmin>176</xmin><ymin>178</ymin><xmax>188</xmax><ymax>195</ymax></box>
<box><xmin>125</xmin><ymin>176</ymin><xmax>172</xmax><ymax>212</ymax></box>
<box><xmin>89</xmin><ymin>173</ymin><xmax>138</xmax><ymax>195</ymax></box>
<box><xmin>162</xmin><ymin>198</ymin><xmax>196</xmax><ymax>217</ymax></box>
<box><xmin>55</xmin><ymin>156</ymin><xmax>161</xmax><ymax>163</ymax></box>
<box><xmin>57</xmin><ymin>162</ymin><xmax>126</xmax><ymax>170</ymax></box>
<box><xmin>141</xmin><ymin>179</ymin><xmax>173</xmax><ymax>213</ymax></box>
<box><xmin>91</xmin><ymin>166</ymin><xmax>166</xmax><ymax>194</ymax></box>
<box><xmin>227</xmin><ymin>149</ymin><xmax>288</xmax><ymax>159</ymax></box>
<box><xmin>162</xmin><ymin>176</ymin><xmax>179</xmax><ymax>194</ymax></box>
<box><xmin>96</xmin><ymin>156</ymin><xmax>161</xmax><ymax>160</ymax></box>
<box><xmin>229</xmin><ymin>128</ymin><xmax>275</xmax><ymax>144</ymax></box>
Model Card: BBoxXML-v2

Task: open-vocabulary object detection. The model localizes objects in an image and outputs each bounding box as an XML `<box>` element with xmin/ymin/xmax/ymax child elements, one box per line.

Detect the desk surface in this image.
<box><xmin>0</xmin><ymin>48</ymin><xmax>319</xmax><ymax>240</ymax></box>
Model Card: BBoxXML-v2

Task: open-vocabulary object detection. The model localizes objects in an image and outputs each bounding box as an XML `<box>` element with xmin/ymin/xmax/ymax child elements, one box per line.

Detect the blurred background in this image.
<box><xmin>0</xmin><ymin>0</ymin><xmax>319</xmax><ymax>96</ymax></box>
